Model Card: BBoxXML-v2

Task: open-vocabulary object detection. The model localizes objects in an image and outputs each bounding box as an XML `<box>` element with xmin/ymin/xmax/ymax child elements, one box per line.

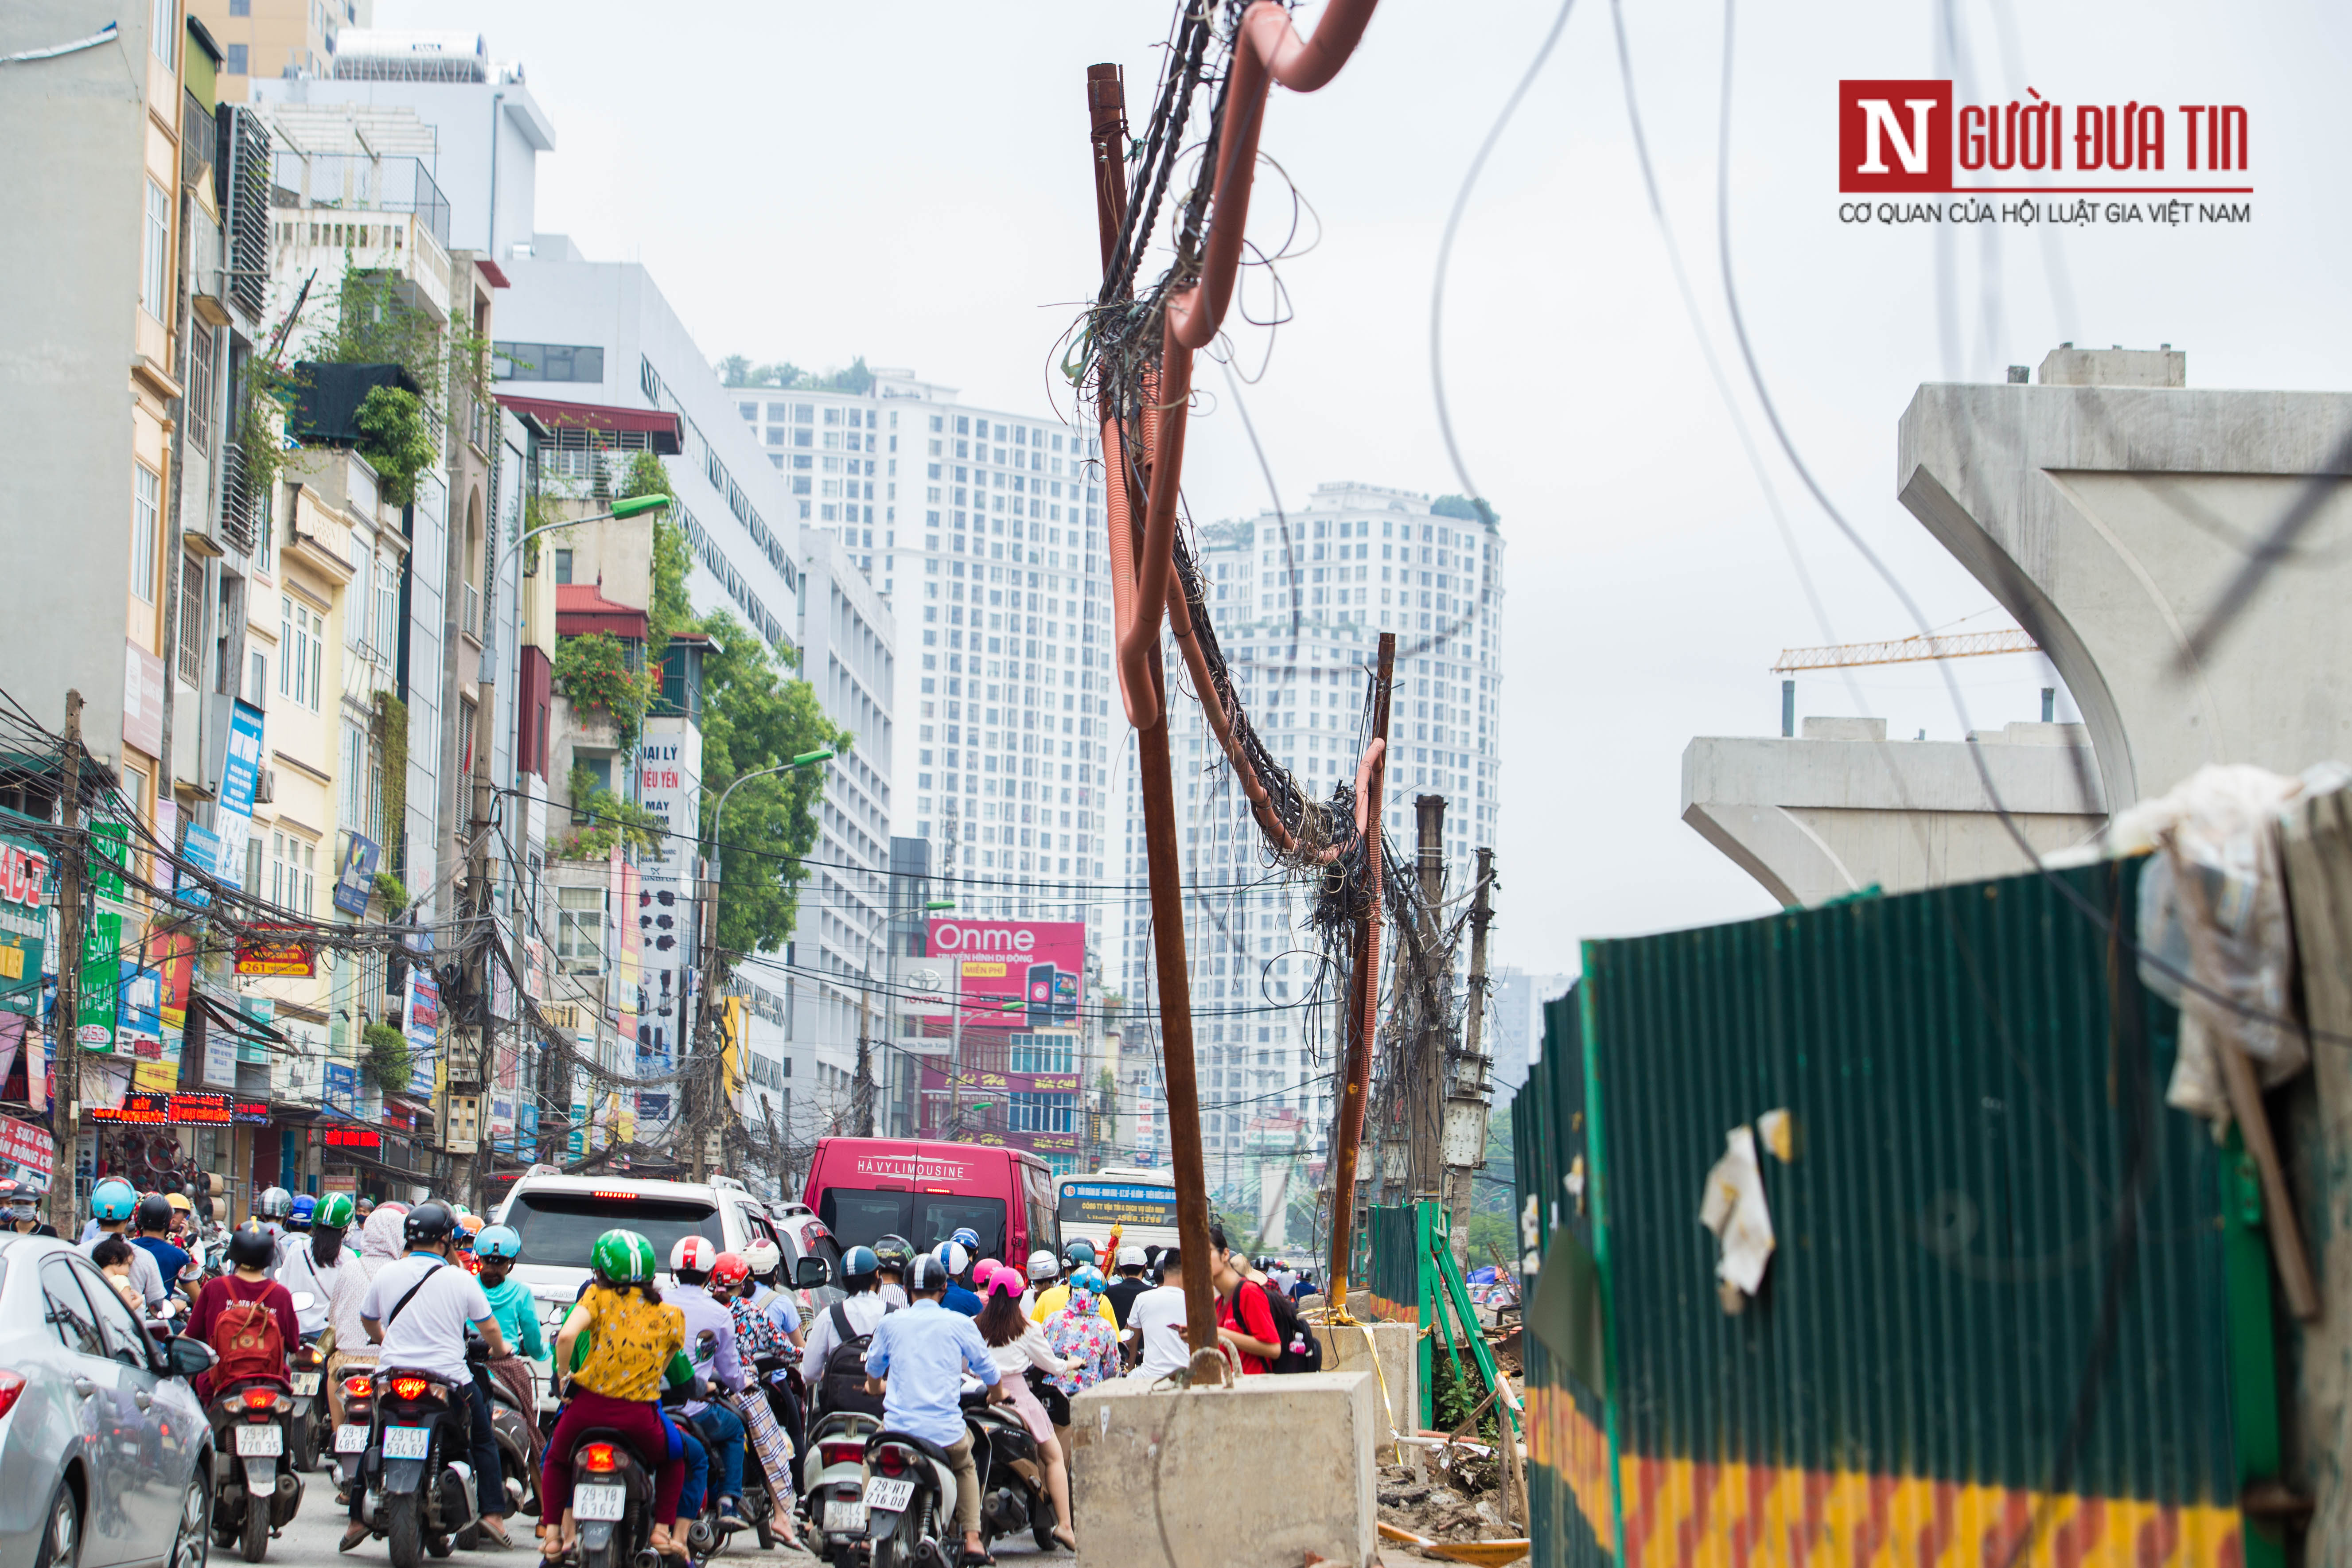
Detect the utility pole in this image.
<box><xmin>447</xmin><ymin>702</ymin><xmax>493</xmax><ymax>1208</ymax></box>
<box><xmin>1442</xmin><ymin>845</ymin><xmax>1495</xmax><ymax>1263</ymax></box>
<box><xmin>1324</xmin><ymin>634</ymin><xmax>1392</xmax><ymax>1315</ymax></box>
<box><xmin>853</xmin><ymin>928</ymin><xmax>875</xmax><ymax>1139</ymax></box>
<box><xmin>1408</xmin><ymin>794</ymin><xmax>1447</xmax><ymax>1204</ymax></box>
<box><xmin>48</xmin><ymin>691</ymin><xmax>84</xmax><ymax>1237</ymax></box>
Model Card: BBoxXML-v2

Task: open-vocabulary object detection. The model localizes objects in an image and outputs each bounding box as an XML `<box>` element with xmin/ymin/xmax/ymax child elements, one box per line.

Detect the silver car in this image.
<box><xmin>0</xmin><ymin>1235</ymin><xmax>214</xmax><ymax>1568</ymax></box>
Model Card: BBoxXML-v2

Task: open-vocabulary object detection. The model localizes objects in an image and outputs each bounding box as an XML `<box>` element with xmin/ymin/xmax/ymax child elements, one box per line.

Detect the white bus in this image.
<box><xmin>1053</xmin><ymin>1166</ymin><xmax>1180</xmax><ymax>1261</ymax></box>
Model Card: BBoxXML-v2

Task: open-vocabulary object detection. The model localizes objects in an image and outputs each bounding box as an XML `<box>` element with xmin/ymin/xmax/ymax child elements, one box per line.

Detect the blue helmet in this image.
<box><xmin>475</xmin><ymin>1224</ymin><xmax>522</xmax><ymax>1261</ymax></box>
<box><xmin>289</xmin><ymin>1193</ymin><xmax>317</xmax><ymax>1229</ymax></box>
<box><xmin>90</xmin><ymin>1178</ymin><xmax>138</xmax><ymax>1223</ymax></box>
<box><xmin>950</xmin><ymin>1226</ymin><xmax>980</xmax><ymax>1251</ymax></box>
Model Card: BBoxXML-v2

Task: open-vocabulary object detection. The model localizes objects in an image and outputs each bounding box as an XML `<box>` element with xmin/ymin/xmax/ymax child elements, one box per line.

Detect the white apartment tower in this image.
<box><xmin>1114</xmin><ymin>483</ymin><xmax>1507</xmax><ymax>1192</ymax></box>
<box><xmin>726</xmin><ymin>372</ymin><xmax>1119</xmax><ymax>906</ymax></box>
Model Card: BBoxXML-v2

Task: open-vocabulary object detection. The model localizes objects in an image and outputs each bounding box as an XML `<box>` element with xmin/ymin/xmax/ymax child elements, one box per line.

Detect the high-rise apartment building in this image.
<box><xmin>1112</xmin><ymin>483</ymin><xmax>1507</xmax><ymax>1193</ymax></box>
<box><xmin>724</xmin><ymin>372</ymin><xmax>1118</xmax><ymax>899</ymax></box>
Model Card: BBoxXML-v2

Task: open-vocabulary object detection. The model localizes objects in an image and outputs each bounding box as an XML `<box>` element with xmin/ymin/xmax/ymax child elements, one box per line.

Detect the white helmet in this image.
<box><xmin>1027</xmin><ymin>1248</ymin><xmax>1061</xmax><ymax>1282</ymax></box>
<box><xmin>670</xmin><ymin>1235</ymin><xmax>719</xmax><ymax>1276</ymax></box>
<box><xmin>741</xmin><ymin>1239</ymin><xmax>782</xmax><ymax>1281</ymax></box>
<box><xmin>933</xmin><ymin>1240</ymin><xmax>969</xmax><ymax>1277</ymax></box>
<box><xmin>1117</xmin><ymin>1245</ymin><xmax>1148</xmax><ymax>1268</ymax></box>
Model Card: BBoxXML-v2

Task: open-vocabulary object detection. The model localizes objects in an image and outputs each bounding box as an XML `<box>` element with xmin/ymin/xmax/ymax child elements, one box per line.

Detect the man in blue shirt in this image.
<box><xmin>130</xmin><ymin>1195</ymin><xmax>193</xmax><ymax>1304</ymax></box>
<box><xmin>864</xmin><ymin>1255</ymin><xmax>1007</xmax><ymax>1562</ymax></box>
<box><xmin>932</xmin><ymin>1241</ymin><xmax>984</xmax><ymax>1318</ymax></box>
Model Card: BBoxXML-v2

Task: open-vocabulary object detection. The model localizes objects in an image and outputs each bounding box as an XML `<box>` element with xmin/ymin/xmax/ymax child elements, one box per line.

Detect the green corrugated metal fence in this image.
<box><xmin>1512</xmin><ymin>856</ymin><xmax>2284</xmax><ymax>1566</ymax></box>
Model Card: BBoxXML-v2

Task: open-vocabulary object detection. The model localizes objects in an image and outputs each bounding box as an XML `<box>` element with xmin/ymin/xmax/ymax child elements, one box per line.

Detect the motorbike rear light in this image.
<box><xmin>390</xmin><ymin>1377</ymin><xmax>430</xmax><ymax>1401</ymax></box>
<box><xmin>581</xmin><ymin>1443</ymin><xmax>619</xmax><ymax>1475</ymax></box>
<box><xmin>241</xmin><ymin>1389</ymin><xmax>280</xmax><ymax>1411</ymax></box>
<box><xmin>819</xmin><ymin>1441</ymin><xmax>864</xmax><ymax>1467</ymax></box>
<box><xmin>0</xmin><ymin>1370</ymin><xmax>23</xmax><ymax>1421</ymax></box>
<box><xmin>341</xmin><ymin>1376</ymin><xmax>374</xmax><ymax>1400</ymax></box>
<box><xmin>872</xmin><ymin>1446</ymin><xmax>909</xmax><ymax>1479</ymax></box>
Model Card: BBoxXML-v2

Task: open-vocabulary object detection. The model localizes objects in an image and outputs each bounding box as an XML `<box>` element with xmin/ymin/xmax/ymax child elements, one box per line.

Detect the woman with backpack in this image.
<box><xmin>187</xmin><ymin>1225</ymin><xmax>301</xmax><ymax>1401</ymax></box>
<box><xmin>973</xmin><ymin>1269</ymin><xmax>1079</xmax><ymax>1553</ymax></box>
<box><xmin>799</xmin><ymin>1245</ymin><xmax>895</xmax><ymax>1420</ymax></box>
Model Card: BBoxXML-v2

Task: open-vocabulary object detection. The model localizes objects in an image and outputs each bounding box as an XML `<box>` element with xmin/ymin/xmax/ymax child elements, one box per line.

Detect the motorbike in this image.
<box><xmin>970</xmin><ymin>1385</ymin><xmax>1058</xmax><ymax>1555</ymax></box>
<box><xmin>332</xmin><ymin>1366</ymin><xmax>378</xmax><ymax>1504</ymax></box>
<box><xmin>353</xmin><ymin>1357</ymin><xmax>485</xmax><ymax>1568</ymax></box>
<box><xmin>483</xmin><ymin>1362</ymin><xmax>539</xmax><ymax>1520</ymax></box>
<box><xmin>797</xmin><ymin>1406</ymin><xmax>880</xmax><ymax>1568</ymax></box>
<box><xmin>285</xmin><ymin>1294</ymin><xmax>329</xmax><ymax>1471</ymax></box>
<box><xmin>206</xmin><ymin>1377</ymin><xmax>305</xmax><ymax>1563</ymax></box>
<box><xmin>563</xmin><ymin>1426</ymin><xmax>662</xmax><ymax>1568</ymax></box>
<box><xmin>859</xmin><ymin>1421</ymin><xmax>957</xmax><ymax>1568</ymax></box>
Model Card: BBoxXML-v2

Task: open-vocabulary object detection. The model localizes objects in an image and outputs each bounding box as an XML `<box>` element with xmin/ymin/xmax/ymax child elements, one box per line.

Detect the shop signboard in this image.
<box><xmin>404</xmin><ymin>968</ymin><xmax>440</xmax><ymax>1097</ymax></box>
<box><xmin>0</xmin><ymin>1114</ymin><xmax>54</xmax><ymax>1191</ymax></box>
<box><xmin>0</xmin><ymin>830</ymin><xmax>47</xmax><ymax>1016</ymax></box>
<box><xmin>76</xmin><ymin>910</ymin><xmax>119</xmax><ymax>1049</ymax></box>
<box><xmin>235</xmin><ymin>927</ymin><xmax>315</xmax><ymax>977</ymax></box>
<box><xmin>331</xmin><ymin>831</ymin><xmax>380</xmax><ymax>917</ymax></box>
<box><xmin>323</xmin><ymin>1061</ymin><xmax>358</xmax><ymax>1112</ymax></box>
<box><xmin>176</xmin><ymin>823</ymin><xmax>219</xmax><ymax>908</ymax></box>
<box><xmin>117</xmin><ymin>959</ymin><xmax>161</xmax><ymax>1061</ymax></box>
<box><xmin>214</xmin><ymin>700</ymin><xmax>265</xmax><ymax>892</ymax></box>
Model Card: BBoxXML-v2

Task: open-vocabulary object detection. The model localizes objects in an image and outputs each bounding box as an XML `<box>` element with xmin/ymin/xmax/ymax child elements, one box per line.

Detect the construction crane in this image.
<box><xmin>1770</xmin><ymin>627</ymin><xmax>2039</xmax><ymax>673</ymax></box>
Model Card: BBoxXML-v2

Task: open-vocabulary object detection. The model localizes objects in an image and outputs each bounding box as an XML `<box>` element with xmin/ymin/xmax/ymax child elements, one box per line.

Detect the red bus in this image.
<box><xmin>801</xmin><ymin>1137</ymin><xmax>1059</xmax><ymax>1266</ymax></box>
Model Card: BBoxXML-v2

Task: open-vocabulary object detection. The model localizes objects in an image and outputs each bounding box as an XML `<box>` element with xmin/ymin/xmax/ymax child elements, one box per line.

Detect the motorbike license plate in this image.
<box><xmin>822</xmin><ymin>1500</ymin><xmax>868</xmax><ymax>1534</ymax></box>
<box><xmin>291</xmin><ymin>1373</ymin><xmax>321</xmax><ymax>1396</ymax></box>
<box><xmin>863</xmin><ymin>1479</ymin><xmax>914</xmax><ymax>1514</ymax></box>
<box><xmin>234</xmin><ymin>1424</ymin><xmax>284</xmax><ymax>1457</ymax></box>
<box><xmin>383</xmin><ymin>1425</ymin><xmax>433</xmax><ymax>1461</ymax></box>
<box><xmin>335</xmin><ymin>1425</ymin><xmax>371</xmax><ymax>1454</ymax></box>
<box><xmin>574</xmin><ymin>1484</ymin><xmax>627</xmax><ymax>1523</ymax></box>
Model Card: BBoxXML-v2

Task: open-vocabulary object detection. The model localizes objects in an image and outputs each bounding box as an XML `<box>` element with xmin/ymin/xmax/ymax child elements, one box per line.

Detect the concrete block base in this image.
<box><xmin>1312</xmin><ymin>1319</ymin><xmax>1418</xmax><ymax>1451</ymax></box>
<box><xmin>1068</xmin><ymin>1369</ymin><xmax>1376</xmax><ymax>1568</ymax></box>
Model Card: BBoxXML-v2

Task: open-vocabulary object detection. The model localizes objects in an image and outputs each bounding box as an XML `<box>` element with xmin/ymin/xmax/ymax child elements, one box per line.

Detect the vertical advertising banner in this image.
<box><xmin>0</xmin><ymin>830</ymin><xmax>47</xmax><ymax>1017</ymax></box>
<box><xmin>214</xmin><ymin>700</ymin><xmax>265</xmax><ymax>892</ymax></box>
<box><xmin>635</xmin><ymin>717</ymin><xmax>699</xmax><ymax>1137</ymax></box>
<box><xmin>405</xmin><ymin>965</ymin><xmax>440</xmax><ymax>1097</ymax></box>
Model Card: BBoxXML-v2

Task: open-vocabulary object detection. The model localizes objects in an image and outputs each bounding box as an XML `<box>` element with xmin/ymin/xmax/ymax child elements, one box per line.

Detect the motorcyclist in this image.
<box><xmin>253</xmin><ymin>1185</ymin><xmax>293</xmax><ymax>1265</ymax></box>
<box><xmin>83</xmin><ymin>1177</ymin><xmax>167</xmax><ymax>1311</ymax></box>
<box><xmin>707</xmin><ymin>1251</ymin><xmax>802</xmax><ymax>1545</ymax></box>
<box><xmin>861</xmin><ymin>1253</ymin><xmax>1008</xmax><ymax>1565</ymax></box>
<box><xmin>473</xmin><ymin>1225</ymin><xmax>545</xmax><ymax>1478</ymax></box>
<box><xmin>187</xmin><ymin>1224</ymin><xmax>300</xmax><ymax>1402</ymax></box>
<box><xmin>342</xmin><ymin>1200</ymin><xmax>514</xmax><ymax>1552</ymax></box>
<box><xmin>289</xmin><ymin>1193</ymin><xmax>316</xmax><ymax>1233</ymax></box>
<box><xmin>453</xmin><ymin>1214</ymin><xmax>485</xmax><ymax>1276</ymax></box>
<box><xmin>871</xmin><ymin>1234</ymin><xmax>914</xmax><ymax>1309</ymax></box>
<box><xmin>131</xmin><ymin>1192</ymin><xmax>195</xmax><ymax>1307</ymax></box>
<box><xmin>667</xmin><ymin>1237</ymin><xmax>752</xmax><ymax>1530</ymax></box>
<box><xmin>275</xmin><ymin>1191</ymin><xmax>352</xmax><ymax>1338</ymax></box>
<box><xmin>739</xmin><ymin>1241</ymin><xmax>802</xmax><ymax>1348</ymax></box>
<box><xmin>931</xmin><ymin>1241</ymin><xmax>982</xmax><ymax>1317</ymax></box>
<box><xmin>1027</xmin><ymin>1246</ymin><xmax>1117</xmax><ymax>1329</ymax></box>
<box><xmin>0</xmin><ymin>1178</ymin><xmax>54</xmax><ymax>1237</ymax></box>
<box><xmin>543</xmin><ymin>1230</ymin><xmax>686</xmax><ymax>1562</ymax></box>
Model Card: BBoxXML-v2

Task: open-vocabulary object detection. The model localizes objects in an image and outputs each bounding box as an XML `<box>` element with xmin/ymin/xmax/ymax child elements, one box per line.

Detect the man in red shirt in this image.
<box><xmin>1207</xmin><ymin>1227</ymin><xmax>1280</xmax><ymax>1375</ymax></box>
<box><xmin>187</xmin><ymin>1225</ymin><xmax>302</xmax><ymax>1401</ymax></box>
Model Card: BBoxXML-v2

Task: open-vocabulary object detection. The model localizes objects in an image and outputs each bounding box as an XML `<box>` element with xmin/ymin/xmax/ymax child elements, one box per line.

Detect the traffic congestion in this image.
<box><xmin>0</xmin><ymin>1142</ymin><xmax>1329</xmax><ymax>1568</ymax></box>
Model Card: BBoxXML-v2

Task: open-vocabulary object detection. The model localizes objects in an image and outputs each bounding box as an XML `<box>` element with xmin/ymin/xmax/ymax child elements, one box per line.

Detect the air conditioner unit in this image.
<box><xmin>255</xmin><ymin>768</ymin><xmax>276</xmax><ymax>805</ymax></box>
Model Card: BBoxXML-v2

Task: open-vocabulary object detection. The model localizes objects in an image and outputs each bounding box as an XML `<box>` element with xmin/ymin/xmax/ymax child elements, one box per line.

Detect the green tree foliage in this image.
<box><xmin>555</xmin><ymin>764</ymin><xmax>666</xmax><ymax>861</ymax></box>
<box><xmin>361</xmin><ymin>1021</ymin><xmax>411</xmax><ymax>1090</ymax></box>
<box><xmin>696</xmin><ymin>611</ymin><xmax>847</xmax><ymax>956</ymax></box>
<box><xmin>553</xmin><ymin>632</ymin><xmax>651</xmax><ymax>748</ymax></box>
<box><xmin>619</xmin><ymin>453</ymin><xmax>693</xmax><ymax>660</ymax></box>
<box><xmin>714</xmin><ymin>355</ymin><xmax>874</xmax><ymax>394</ymax></box>
<box><xmin>354</xmin><ymin>385</ymin><xmax>436</xmax><ymax>504</ymax></box>
<box><xmin>1430</xmin><ymin>494</ymin><xmax>1500</xmax><ymax>527</ymax></box>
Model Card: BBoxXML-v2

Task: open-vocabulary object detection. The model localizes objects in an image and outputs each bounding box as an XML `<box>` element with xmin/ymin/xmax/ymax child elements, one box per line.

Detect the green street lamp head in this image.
<box><xmin>791</xmin><ymin>748</ymin><xmax>836</xmax><ymax>768</ymax></box>
<box><xmin>925</xmin><ymin>900</ymin><xmax>955</xmax><ymax>911</ymax></box>
<box><xmin>609</xmin><ymin>493</ymin><xmax>672</xmax><ymax>519</ymax></box>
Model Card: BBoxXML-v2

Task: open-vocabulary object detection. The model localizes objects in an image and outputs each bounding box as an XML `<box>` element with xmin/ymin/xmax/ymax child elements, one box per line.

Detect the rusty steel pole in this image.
<box><xmin>1409</xmin><ymin>794</ymin><xmax>1447</xmax><ymax>1202</ymax></box>
<box><xmin>1324</xmin><ymin>634</ymin><xmax>1393</xmax><ymax>1314</ymax></box>
<box><xmin>1086</xmin><ymin>63</ymin><xmax>1223</xmax><ymax>1376</ymax></box>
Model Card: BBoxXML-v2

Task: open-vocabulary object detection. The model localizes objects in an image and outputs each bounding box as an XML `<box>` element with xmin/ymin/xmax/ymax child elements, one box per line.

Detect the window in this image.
<box><xmin>176</xmin><ymin>551</ymin><xmax>205</xmax><ymax>685</ymax></box>
<box><xmin>186</xmin><ymin>324</ymin><xmax>214</xmax><ymax>453</ymax></box>
<box><xmin>557</xmin><ymin>886</ymin><xmax>604</xmax><ymax>972</ymax></box>
<box><xmin>279</xmin><ymin>596</ymin><xmax>323</xmax><ymax>709</ymax></box>
<box><xmin>224</xmin><ymin>41</ymin><xmax>245</xmax><ymax>71</ymax></box>
<box><xmin>78</xmin><ymin>1255</ymin><xmax>152</xmax><ymax>1367</ymax></box>
<box><xmin>491</xmin><ymin>342</ymin><xmax>606</xmax><ymax>383</ymax></box>
<box><xmin>131</xmin><ymin>467</ymin><xmax>160</xmax><ymax>601</ymax></box>
<box><xmin>229</xmin><ymin>0</ymin><xmax>249</xmax><ymax>14</ymax></box>
<box><xmin>1009</xmin><ymin>1033</ymin><xmax>1072</xmax><ymax>1074</ymax></box>
<box><xmin>151</xmin><ymin>0</ymin><xmax>175</xmax><ymax>66</ymax></box>
<box><xmin>142</xmin><ymin>179</ymin><xmax>170</xmax><ymax>320</ymax></box>
<box><xmin>39</xmin><ymin>1258</ymin><xmax>105</xmax><ymax>1360</ymax></box>
<box><xmin>270</xmin><ymin>831</ymin><xmax>315</xmax><ymax>913</ymax></box>
<box><xmin>375</xmin><ymin>556</ymin><xmax>398</xmax><ymax>659</ymax></box>
<box><xmin>341</xmin><ymin>723</ymin><xmax>367</xmax><ymax>830</ymax></box>
<box><xmin>1009</xmin><ymin>1091</ymin><xmax>1074</xmax><ymax>1134</ymax></box>
<box><xmin>553</xmin><ymin>549</ymin><xmax>573</xmax><ymax>585</ymax></box>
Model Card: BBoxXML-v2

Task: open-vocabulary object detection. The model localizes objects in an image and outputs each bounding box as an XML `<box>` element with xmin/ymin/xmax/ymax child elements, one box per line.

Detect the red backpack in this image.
<box><xmin>211</xmin><ymin>1292</ymin><xmax>284</xmax><ymax>1387</ymax></box>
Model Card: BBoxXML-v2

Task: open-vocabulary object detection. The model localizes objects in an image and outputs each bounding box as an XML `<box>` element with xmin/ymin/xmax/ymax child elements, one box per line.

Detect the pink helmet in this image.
<box><xmin>972</xmin><ymin>1257</ymin><xmax>1001</xmax><ymax>1290</ymax></box>
<box><xmin>985</xmin><ymin>1267</ymin><xmax>1025</xmax><ymax>1299</ymax></box>
<box><xmin>670</xmin><ymin>1235</ymin><xmax>720</xmax><ymax>1275</ymax></box>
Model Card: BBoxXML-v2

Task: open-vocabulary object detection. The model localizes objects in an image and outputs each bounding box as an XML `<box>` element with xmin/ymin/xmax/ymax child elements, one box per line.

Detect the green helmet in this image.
<box><xmin>592</xmin><ymin>1229</ymin><xmax>656</xmax><ymax>1286</ymax></box>
<box><xmin>313</xmin><ymin>1193</ymin><xmax>356</xmax><ymax>1229</ymax></box>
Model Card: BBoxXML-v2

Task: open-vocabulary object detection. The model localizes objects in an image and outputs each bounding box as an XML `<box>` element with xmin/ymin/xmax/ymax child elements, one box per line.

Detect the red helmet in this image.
<box><xmin>670</xmin><ymin>1235</ymin><xmax>719</xmax><ymax>1276</ymax></box>
<box><xmin>709</xmin><ymin>1251</ymin><xmax>751</xmax><ymax>1290</ymax></box>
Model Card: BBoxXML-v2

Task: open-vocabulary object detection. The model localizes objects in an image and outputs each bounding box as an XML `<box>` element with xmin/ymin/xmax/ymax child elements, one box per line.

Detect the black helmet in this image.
<box><xmin>872</xmin><ymin>1234</ymin><xmax>914</xmax><ymax>1273</ymax></box>
<box><xmin>228</xmin><ymin>1225</ymin><xmax>275</xmax><ymax>1270</ymax></box>
<box><xmin>135</xmin><ymin>1193</ymin><xmax>174</xmax><ymax>1233</ymax></box>
<box><xmin>404</xmin><ymin>1200</ymin><xmax>458</xmax><ymax>1248</ymax></box>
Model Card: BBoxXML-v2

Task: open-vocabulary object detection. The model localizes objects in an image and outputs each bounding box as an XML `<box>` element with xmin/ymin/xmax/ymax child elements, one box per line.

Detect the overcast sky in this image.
<box><xmin>383</xmin><ymin>0</ymin><xmax>2350</xmax><ymax>976</ymax></box>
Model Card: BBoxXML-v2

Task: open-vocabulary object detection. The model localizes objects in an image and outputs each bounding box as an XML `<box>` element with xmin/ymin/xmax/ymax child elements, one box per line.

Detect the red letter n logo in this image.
<box><xmin>1839</xmin><ymin>79</ymin><xmax>1952</xmax><ymax>192</ymax></box>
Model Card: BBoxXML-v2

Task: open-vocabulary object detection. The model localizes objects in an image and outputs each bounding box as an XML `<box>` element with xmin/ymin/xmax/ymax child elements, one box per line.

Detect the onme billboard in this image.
<box><xmin>921</xmin><ymin>918</ymin><xmax>1083</xmax><ymax>1030</ymax></box>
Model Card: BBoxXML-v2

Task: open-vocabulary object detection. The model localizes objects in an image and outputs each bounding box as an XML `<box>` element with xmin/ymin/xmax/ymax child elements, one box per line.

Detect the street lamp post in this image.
<box><xmin>497</xmin><ymin>489</ymin><xmax>674</xmax><ymax>582</ymax></box>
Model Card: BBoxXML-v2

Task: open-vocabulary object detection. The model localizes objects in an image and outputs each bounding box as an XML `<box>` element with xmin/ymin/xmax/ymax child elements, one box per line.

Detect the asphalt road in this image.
<box><xmin>253</xmin><ymin>1473</ymin><xmax>1058</xmax><ymax>1568</ymax></box>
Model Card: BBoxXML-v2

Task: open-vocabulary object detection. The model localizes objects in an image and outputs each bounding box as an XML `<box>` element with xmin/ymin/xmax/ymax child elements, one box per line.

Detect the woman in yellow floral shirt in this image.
<box><xmin>540</xmin><ymin>1230</ymin><xmax>687</xmax><ymax>1560</ymax></box>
